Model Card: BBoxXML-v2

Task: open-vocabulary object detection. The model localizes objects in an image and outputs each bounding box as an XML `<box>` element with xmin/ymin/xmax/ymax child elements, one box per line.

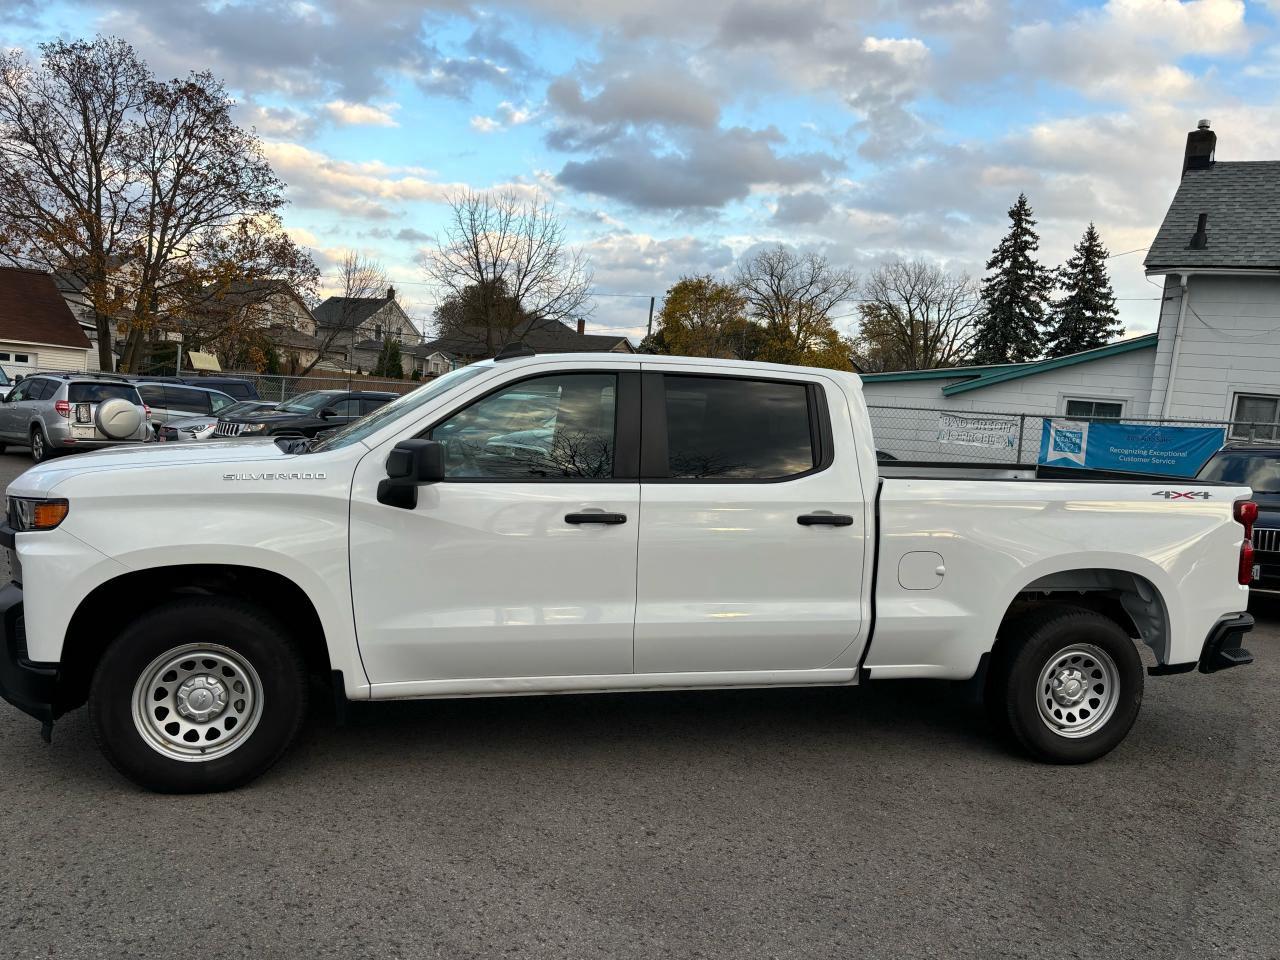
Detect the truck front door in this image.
<box><xmin>349</xmin><ymin>368</ymin><xmax>641</xmax><ymax>685</ymax></box>
<box><xmin>633</xmin><ymin>368</ymin><xmax>869</xmax><ymax>674</ymax></box>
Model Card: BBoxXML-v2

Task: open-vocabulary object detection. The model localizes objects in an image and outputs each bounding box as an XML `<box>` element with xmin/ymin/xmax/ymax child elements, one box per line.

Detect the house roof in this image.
<box><xmin>0</xmin><ymin>267</ymin><xmax>92</xmax><ymax>350</ymax></box>
<box><xmin>313</xmin><ymin>295</ymin><xmax>398</xmax><ymax>329</ymax></box>
<box><xmin>939</xmin><ymin>335</ymin><xmax>1158</xmax><ymax>396</ymax></box>
<box><xmin>420</xmin><ymin>318</ymin><xmax>633</xmax><ymax>358</ymax></box>
<box><xmin>1145</xmin><ymin>161</ymin><xmax>1280</xmax><ymax>272</ymax></box>
<box><xmin>859</xmin><ymin>335</ymin><xmax>1158</xmax><ymax>396</ymax></box>
<box><xmin>203</xmin><ymin>279</ymin><xmax>313</xmax><ymax>314</ymax></box>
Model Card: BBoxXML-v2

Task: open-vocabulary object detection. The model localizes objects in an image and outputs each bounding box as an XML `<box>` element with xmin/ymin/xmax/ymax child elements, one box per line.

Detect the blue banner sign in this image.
<box><xmin>1038</xmin><ymin>419</ymin><xmax>1225</xmax><ymax>477</ymax></box>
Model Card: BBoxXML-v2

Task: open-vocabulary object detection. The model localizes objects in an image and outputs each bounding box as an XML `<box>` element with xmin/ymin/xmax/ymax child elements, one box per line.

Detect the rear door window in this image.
<box><xmin>165</xmin><ymin>386</ymin><xmax>211</xmax><ymax>414</ymax></box>
<box><xmin>659</xmin><ymin>375</ymin><xmax>816</xmax><ymax>480</ymax></box>
<box><xmin>26</xmin><ymin>379</ymin><xmax>54</xmax><ymax>401</ymax></box>
<box><xmin>328</xmin><ymin>398</ymin><xmax>361</xmax><ymax>417</ymax></box>
<box><xmin>362</xmin><ymin>397</ymin><xmax>392</xmax><ymax>415</ymax></box>
<box><xmin>138</xmin><ymin>385</ymin><xmax>166</xmax><ymax>407</ymax></box>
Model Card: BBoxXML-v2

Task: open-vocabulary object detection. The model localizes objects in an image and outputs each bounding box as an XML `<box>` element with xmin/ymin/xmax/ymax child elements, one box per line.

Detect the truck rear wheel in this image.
<box><xmin>89</xmin><ymin>598</ymin><xmax>307</xmax><ymax>792</ymax></box>
<box><xmin>988</xmin><ymin>606</ymin><xmax>1143</xmax><ymax>764</ymax></box>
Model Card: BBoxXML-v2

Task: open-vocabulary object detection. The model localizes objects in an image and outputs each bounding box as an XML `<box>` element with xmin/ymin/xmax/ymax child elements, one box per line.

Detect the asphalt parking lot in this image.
<box><xmin>0</xmin><ymin>448</ymin><xmax>1277</xmax><ymax>960</ymax></box>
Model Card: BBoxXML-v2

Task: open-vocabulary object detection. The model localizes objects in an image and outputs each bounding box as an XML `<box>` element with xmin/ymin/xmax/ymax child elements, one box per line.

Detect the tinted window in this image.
<box><xmin>1198</xmin><ymin>453</ymin><xmax>1280</xmax><ymax>493</ymax></box>
<box><xmin>165</xmin><ymin>386</ymin><xmax>211</xmax><ymax>413</ymax></box>
<box><xmin>68</xmin><ymin>383</ymin><xmax>140</xmax><ymax>404</ymax></box>
<box><xmin>662</xmin><ymin>376</ymin><xmax>815</xmax><ymax>480</ymax></box>
<box><xmin>138</xmin><ymin>385</ymin><xmax>166</xmax><ymax>407</ymax></box>
<box><xmin>328</xmin><ymin>398</ymin><xmax>360</xmax><ymax>416</ymax></box>
<box><xmin>430</xmin><ymin>373</ymin><xmax>616</xmax><ymax>479</ymax></box>
<box><xmin>361</xmin><ymin>397</ymin><xmax>391</xmax><ymax>415</ymax></box>
<box><xmin>25</xmin><ymin>379</ymin><xmax>54</xmax><ymax>401</ymax></box>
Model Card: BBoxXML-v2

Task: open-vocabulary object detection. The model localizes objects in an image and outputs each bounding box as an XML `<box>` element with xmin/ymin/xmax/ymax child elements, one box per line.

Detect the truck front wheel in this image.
<box><xmin>89</xmin><ymin>599</ymin><xmax>308</xmax><ymax>792</ymax></box>
<box><xmin>989</xmin><ymin>607</ymin><xmax>1144</xmax><ymax>764</ymax></box>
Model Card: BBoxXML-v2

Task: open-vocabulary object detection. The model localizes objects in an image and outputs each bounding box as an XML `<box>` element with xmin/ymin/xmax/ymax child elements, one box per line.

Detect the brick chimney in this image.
<box><xmin>576</xmin><ymin>318</ymin><xmax>585</xmax><ymax>336</ymax></box>
<box><xmin>1182</xmin><ymin>119</ymin><xmax>1216</xmax><ymax>177</ymax></box>
<box><xmin>386</xmin><ymin>285</ymin><xmax>396</xmax><ymax>300</ymax></box>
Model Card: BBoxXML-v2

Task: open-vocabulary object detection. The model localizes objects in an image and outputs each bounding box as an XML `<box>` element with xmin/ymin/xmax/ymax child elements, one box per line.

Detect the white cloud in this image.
<box><xmin>324</xmin><ymin>100</ymin><xmax>400</xmax><ymax>127</ymax></box>
<box><xmin>470</xmin><ymin>115</ymin><xmax>502</xmax><ymax>133</ymax></box>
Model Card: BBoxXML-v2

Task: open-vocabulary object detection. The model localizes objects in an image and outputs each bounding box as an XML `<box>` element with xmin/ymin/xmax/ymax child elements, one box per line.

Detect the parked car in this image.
<box><xmin>126</xmin><ymin>375</ymin><xmax>260</xmax><ymax>401</ymax></box>
<box><xmin>0</xmin><ymin>372</ymin><xmax>150</xmax><ymax>461</ymax></box>
<box><xmin>0</xmin><ymin>366</ymin><xmax>12</xmax><ymax>401</ymax></box>
<box><xmin>158</xmin><ymin>401</ymin><xmax>278</xmax><ymax>442</ymax></box>
<box><xmin>212</xmin><ymin>389</ymin><xmax>396</xmax><ymax>439</ymax></box>
<box><xmin>0</xmin><ymin>354</ymin><xmax>1256</xmax><ymax>792</ymax></box>
<box><xmin>1198</xmin><ymin>443</ymin><xmax>1280</xmax><ymax>592</ymax></box>
<box><xmin>135</xmin><ymin>382</ymin><xmax>237</xmax><ymax>434</ymax></box>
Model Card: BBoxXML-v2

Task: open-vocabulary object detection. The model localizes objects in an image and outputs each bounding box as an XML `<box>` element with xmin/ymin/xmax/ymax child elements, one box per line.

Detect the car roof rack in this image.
<box><xmin>494</xmin><ymin>343</ymin><xmax>536</xmax><ymax>361</ymax></box>
<box><xmin>23</xmin><ymin>370</ymin><xmax>134</xmax><ymax>382</ymax></box>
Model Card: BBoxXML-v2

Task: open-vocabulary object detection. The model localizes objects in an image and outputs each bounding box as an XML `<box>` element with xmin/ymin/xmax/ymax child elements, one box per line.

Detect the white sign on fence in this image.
<box><xmin>936</xmin><ymin>412</ymin><xmax>1019</xmax><ymax>449</ymax></box>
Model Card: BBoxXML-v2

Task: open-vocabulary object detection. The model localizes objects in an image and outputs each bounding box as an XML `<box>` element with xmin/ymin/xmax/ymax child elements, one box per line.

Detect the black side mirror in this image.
<box><xmin>319</xmin><ymin>407</ymin><xmax>337</xmax><ymax>419</ymax></box>
<box><xmin>377</xmin><ymin>439</ymin><xmax>445</xmax><ymax>508</ymax></box>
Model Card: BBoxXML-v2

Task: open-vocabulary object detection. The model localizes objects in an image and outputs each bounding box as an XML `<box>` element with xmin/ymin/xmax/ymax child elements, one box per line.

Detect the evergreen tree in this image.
<box><xmin>373</xmin><ymin>338</ymin><xmax>403</xmax><ymax>378</ymax></box>
<box><xmin>973</xmin><ymin>193</ymin><xmax>1053</xmax><ymax>364</ymax></box>
<box><xmin>1044</xmin><ymin>223</ymin><xmax>1122</xmax><ymax>358</ymax></box>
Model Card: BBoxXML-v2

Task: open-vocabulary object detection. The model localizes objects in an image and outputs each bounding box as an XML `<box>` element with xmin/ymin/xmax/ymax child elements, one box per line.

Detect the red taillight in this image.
<box><xmin>143</xmin><ymin>405</ymin><xmax>151</xmax><ymax>419</ymax></box>
<box><xmin>1235</xmin><ymin>500</ymin><xmax>1258</xmax><ymax>586</ymax></box>
<box><xmin>1240</xmin><ymin>541</ymin><xmax>1256</xmax><ymax>586</ymax></box>
<box><xmin>54</xmin><ymin>400</ymin><xmax>70</xmax><ymax>418</ymax></box>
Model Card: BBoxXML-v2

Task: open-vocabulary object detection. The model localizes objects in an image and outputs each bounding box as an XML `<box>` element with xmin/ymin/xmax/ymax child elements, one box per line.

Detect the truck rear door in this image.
<box><xmin>633</xmin><ymin>367</ymin><xmax>870</xmax><ymax>674</ymax></box>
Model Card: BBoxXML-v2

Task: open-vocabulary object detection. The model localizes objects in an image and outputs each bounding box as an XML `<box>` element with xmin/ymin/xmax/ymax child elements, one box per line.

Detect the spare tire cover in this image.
<box><xmin>95</xmin><ymin>397</ymin><xmax>143</xmax><ymax>439</ymax></box>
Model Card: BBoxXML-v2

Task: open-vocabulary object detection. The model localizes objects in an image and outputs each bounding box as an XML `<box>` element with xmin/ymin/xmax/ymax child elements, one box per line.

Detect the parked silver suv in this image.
<box><xmin>0</xmin><ymin>373</ymin><xmax>151</xmax><ymax>461</ymax></box>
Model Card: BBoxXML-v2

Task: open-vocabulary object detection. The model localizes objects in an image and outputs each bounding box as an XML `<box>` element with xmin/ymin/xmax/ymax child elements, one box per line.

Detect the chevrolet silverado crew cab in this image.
<box><xmin>0</xmin><ymin>353</ymin><xmax>1257</xmax><ymax>792</ymax></box>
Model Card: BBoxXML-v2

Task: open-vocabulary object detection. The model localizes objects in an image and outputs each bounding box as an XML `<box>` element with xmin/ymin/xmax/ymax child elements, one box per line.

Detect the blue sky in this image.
<box><xmin>4</xmin><ymin>0</ymin><xmax>1280</xmax><ymax>341</ymax></box>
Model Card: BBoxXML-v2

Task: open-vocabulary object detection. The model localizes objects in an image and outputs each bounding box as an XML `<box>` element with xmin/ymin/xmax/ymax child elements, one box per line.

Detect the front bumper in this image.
<box><xmin>0</xmin><ymin>580</ymin><xmax>59</xmax><ymax>723</ymax></box>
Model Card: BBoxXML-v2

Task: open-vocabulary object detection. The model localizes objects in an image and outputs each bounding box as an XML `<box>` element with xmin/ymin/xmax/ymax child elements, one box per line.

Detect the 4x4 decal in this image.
<box><xmin>1151</xmin><ymin>490</ymin><xmax>1211</xmax><ymax>500</ymax></box>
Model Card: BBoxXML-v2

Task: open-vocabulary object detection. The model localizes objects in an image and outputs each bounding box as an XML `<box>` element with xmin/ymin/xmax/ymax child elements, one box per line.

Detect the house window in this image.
<box><xmin>1231</xmin><ymin>393</ymin><xmax>1280</xmax><ymax>441</ymax></box>
<box><xmin>1063</xmin><ymin>398</ymin><xmax>1124</xmax><ymax>420</ymax></box>
<box><xmin>0</xmin><ymin>352</ymin><xmax>28</xmax><ymax>363</ymax></box>
<box><xmin>375</xmin><ymin>323</ymin><xmax>383</xmax><ymax>340</ymax></box>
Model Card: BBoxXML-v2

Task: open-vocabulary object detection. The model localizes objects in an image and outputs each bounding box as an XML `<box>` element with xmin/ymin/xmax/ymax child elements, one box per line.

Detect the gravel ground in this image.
<box><xmin>0</xmin><ymin>449</ymin><xmax>1276</xmax><ymax>960</ymax></box>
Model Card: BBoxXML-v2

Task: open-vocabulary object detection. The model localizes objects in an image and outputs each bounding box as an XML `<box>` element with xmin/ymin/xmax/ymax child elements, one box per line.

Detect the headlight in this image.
<box><xmin>191</xmin><ymin>422</ymin><xmax>214</xmax><ymax>432</ymax></box>
<box><xmin>241</xmin><ymin>423</ymin><xmax>268</xmax><ymax>434</ymax></box>
<box><xmin>6</xmin><ymin>497</ymin><xmax>69</xmax><ymax>531</ymax></box>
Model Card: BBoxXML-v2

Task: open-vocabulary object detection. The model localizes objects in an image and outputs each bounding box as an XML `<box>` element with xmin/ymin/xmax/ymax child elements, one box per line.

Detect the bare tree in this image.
<box><xmin>0</xmin><ymin>38</ymin><xmax>147</xmax><ymax>370</ymax></box>
<box><xmin>735</xmin><ymin>245</ymin><xmax>858</xmax><ymax>366</ymax></box>
<box><xmin>0</xmin><ymin>37</ymin><xmax>315</xmax><ymax>371</ymax></box>
<box><xmin>422</xmin><ymin>189</ymin><xmax>592</xmax><ymax>356</ymax></box>
<box><xmin>852</xmin><ymin>259</ymin><xmax>980</xmax><ymax>372</ymax></box>
<box><xmin>301</xmin><ymin>251</ymin><xmax>387</xmax><ymax>375</ymax></box>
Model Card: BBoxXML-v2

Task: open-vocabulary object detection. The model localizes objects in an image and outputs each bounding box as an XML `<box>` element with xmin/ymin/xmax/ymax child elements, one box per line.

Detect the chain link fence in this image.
<box><xmin>867</xmin><ymin>404</ymin><xmax>1272</xmax><ymax>466</ymax></box>
<box><xmin>210</xmin><ymin>370</ymin><xmax>422</xmax><ymax>402</ymax></box>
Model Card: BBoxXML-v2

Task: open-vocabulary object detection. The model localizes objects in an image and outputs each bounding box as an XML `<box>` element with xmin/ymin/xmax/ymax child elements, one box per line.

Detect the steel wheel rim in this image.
<box><xmin>1036</xmin><ymin>643</ymin><xmax>1120</xmax><ymax>739</ymax></box>
<box><xmin>31</xmin><ymin>432</ymin><xmax>42</xmax><ymax>460</ymax></box>
<box><xmin>131</xmin><ymin>643</ymin><xmax>264</xmax><ymax>762</ymax></box>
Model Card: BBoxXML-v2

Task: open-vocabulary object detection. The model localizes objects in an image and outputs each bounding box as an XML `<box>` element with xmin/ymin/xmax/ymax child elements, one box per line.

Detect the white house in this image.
<box><xmin>859</xmin><ymin>119</ymin><xmax>1280</xmax><ymax>459</ymax></box>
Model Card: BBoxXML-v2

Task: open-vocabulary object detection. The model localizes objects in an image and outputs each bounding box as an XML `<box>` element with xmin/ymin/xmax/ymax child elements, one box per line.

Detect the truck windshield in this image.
<box><xmin>1197</xmin><ymin>452</ymin><xmax>1280</xmax><ymax>493</ymax></box>
<box><xmin>310</xmin><ymin>364</ymin><xmax>489</xmax><ymax>452</ymax></box>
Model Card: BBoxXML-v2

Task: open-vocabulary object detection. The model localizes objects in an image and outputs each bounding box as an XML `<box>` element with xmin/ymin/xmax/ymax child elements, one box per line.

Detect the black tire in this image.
<box><xmin>987</xmin><ymin>606</ymin><xmax>1144</xmax><ymax>764</ymax></box>
<box><xmin>30</xmin><ymin>425</ymin><xmax>52</xmax><ymax>462</ymax></box>
<box><xmin>89</xmin><ymin>598</ymin><xmax>308</xmax><ymax>793</ymax></box>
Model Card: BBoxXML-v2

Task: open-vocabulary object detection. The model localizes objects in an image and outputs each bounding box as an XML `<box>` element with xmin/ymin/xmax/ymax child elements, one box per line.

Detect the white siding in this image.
<box><xmin>1145</xmin><ymin>274</ymin><xmax>1280</xmax><ymax>422</ymax></box>
<box><xmin>0</xmin><ymin>341</ymin><xmax>90</xmax><ymax>376</ymax></box>
<box><xmin>860</xmin><ymin>349</ymin><xmax>1156</xmax><ymax>462</ymax></box>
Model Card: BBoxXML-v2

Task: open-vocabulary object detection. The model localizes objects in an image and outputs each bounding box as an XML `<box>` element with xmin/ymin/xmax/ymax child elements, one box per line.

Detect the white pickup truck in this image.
<box><xmin>0</xmin><ymin>353</ymin><xmax>1257</xmax><ymax>792</ymax></box>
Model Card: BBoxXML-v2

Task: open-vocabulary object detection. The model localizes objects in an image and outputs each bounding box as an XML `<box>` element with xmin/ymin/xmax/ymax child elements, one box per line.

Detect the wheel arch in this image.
<box><xmin>994</xmin><ymin>567</ymin><xmax>1172</xmax><ymax>668</ymax></box>
<box><xmin>58</xmin><ymin>564</ymin><xmax>332</xmax><ymax>715</ymax></box>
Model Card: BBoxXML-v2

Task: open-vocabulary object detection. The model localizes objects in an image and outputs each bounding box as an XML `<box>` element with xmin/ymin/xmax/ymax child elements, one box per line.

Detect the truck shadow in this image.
<box><xmin>293</xmin><ymin>678</ymin><xmax>1008</xmax><ymax>775</ymax></box>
